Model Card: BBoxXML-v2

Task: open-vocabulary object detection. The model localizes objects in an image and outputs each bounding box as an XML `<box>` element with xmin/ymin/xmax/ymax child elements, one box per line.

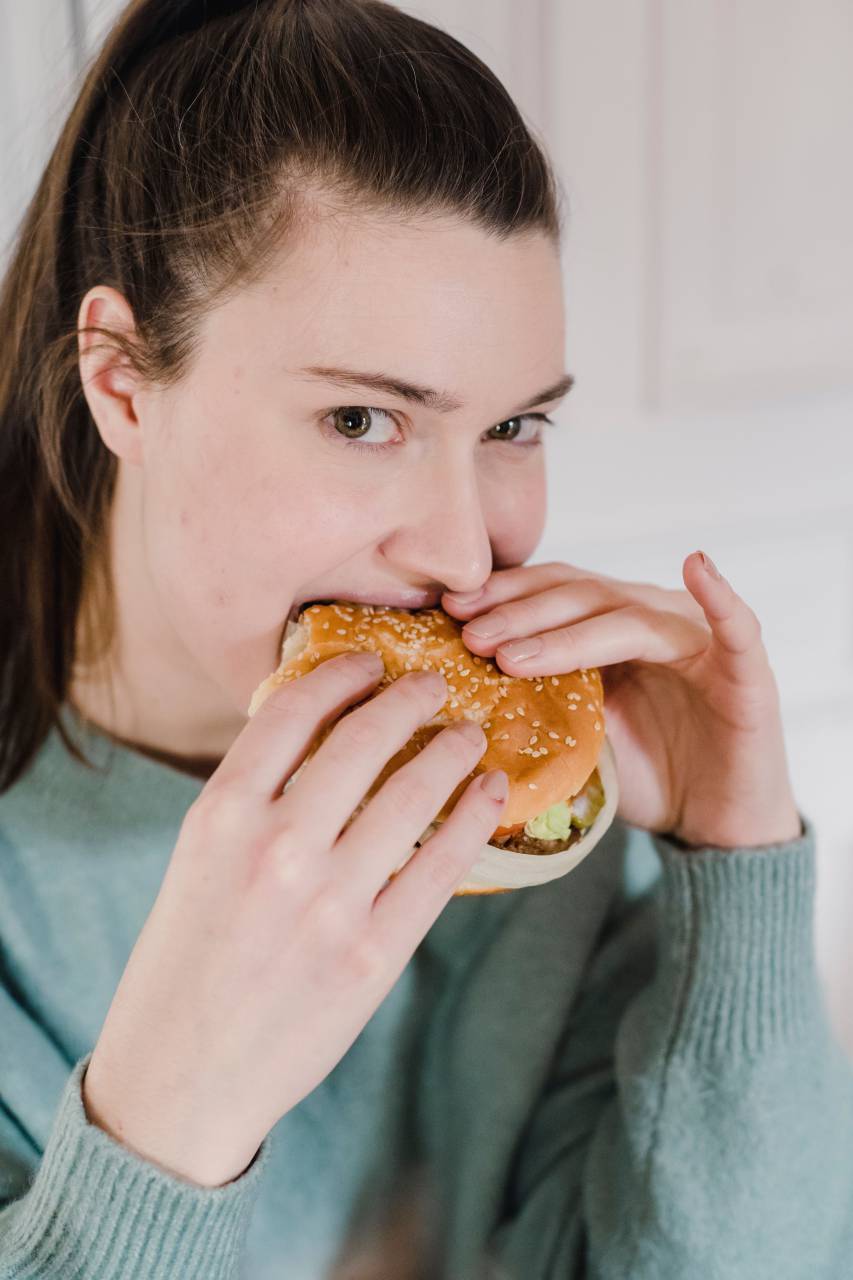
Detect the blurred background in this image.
<box><xmin>2</xmin><ymin>0</ymin><xmax>851</xmax><ymax>1053</ymax></box>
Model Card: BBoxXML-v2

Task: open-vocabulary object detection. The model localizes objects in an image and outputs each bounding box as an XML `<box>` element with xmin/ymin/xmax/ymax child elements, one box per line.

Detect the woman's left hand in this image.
<box><xmin>442</xmin><ymin>552</ymin><xmax>802</xmax><ymax>850</ymax></box>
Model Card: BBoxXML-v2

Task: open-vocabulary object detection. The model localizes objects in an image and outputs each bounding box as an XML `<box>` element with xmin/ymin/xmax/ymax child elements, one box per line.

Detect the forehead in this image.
<box><xmin>208</xmin><ymin>208</ymin><xmax>565</xmax><ymax>393</ymax></box>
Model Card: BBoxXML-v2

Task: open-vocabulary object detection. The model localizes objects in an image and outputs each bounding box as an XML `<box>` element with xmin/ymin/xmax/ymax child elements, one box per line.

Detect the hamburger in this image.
<box><xmin>248</xmin><ymin>602</ymin><xmax>618</xmax><ymax>895</ymax></box>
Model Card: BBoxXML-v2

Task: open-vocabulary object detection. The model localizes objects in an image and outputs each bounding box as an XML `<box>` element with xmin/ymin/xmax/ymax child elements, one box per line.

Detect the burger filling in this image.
<box><xmin>488</xmin><ymin>768</ymin><xmax>606</xmax><ymax>856</ymax></box>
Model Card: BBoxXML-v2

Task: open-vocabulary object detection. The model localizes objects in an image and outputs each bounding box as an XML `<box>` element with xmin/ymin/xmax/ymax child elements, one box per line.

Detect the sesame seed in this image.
<box><xmin>551</xmin><ymin>677</ymin><xmax>559</xmax><ymax>686</ymax></box>
<box><xmin>528</xmin><ymin>783</ymin><xmax>538</xmax><ymax>790</ymax></box>
<box><xmin>594</xmin><ymin>721</ymin><xmax>601</xmax><ymax>731</ymax></box>
<box><xmin>504</xmin><ymin>712</ymin><xmax>515</xmax><ymax>720</ymax></box>
<box><xmin>450</xmin><ymin>699</ymin><xmax>459</xmax><ymax>708</ymax></box>
<box><xmin>587</xmin><ymin>703</ymin><xmax>596</xmax><ymax>712</ymax></box>
<box><xmin>498</xmin><ymin>732</ymin><xmax>510</xmax><ymax>740</ymax></box>
<box><xmin>528</xmin><ymin>735</ymin><xmax>538</xmax><ymax>745</ymax></box>
<box><xmin>336</xmin><ymin>628</ymin><xmax>347</xmax><ymax>635</ymax></box>
<box><xmin>548</xmin><ymin>731</ymin><xmax>560</xmax><ymax>740</ymax></box>
<box><xmin>471</xmin><ymin>701</ymin><xmax>481</xmax><ymax>709</ymax></box>
<box><xmin>569</xmin><ymin>705</ymin><xmax>578</xmax><ymax>711</ymax></box>
<box><xmin>515</xmin><ymin>706</ymin><xmax>525</xmax><ymax>715</ymax></box>
<box><xmin>531</xmin><ymin>720</ymin><xmax>541</xmax><ymax>727</ymax></box>
<box><xmin>535</xmin><ymin>683</ymin><xmax>544</xmax><ymax>692</ymax></box>
<box><xmin>459</xmin><ymin>668</ymin><xmax>471</xmax><ymax>676</ymax></box>
<box><xmin>322</xmin><ymin>622</ymin><xmax>330</xmax><ymax>630</ymax></box>
<box><xmin>473</xmin><ymin>656</ymin><xmax>482</xmax><ymax>664</ymax></box>
<box><xmin>483</xmin><ymin>720</ymin><xmax>491</xmax><ymax>729</ymax></box>
<box><xmin>564</xmin><ymin>736</ymin><xmax>576</xmax><ymax>746</ymax></box>
<box><xmin>540</xmin><ymin>747</ymin><xmax>549</xmax><ymax>755</ymax></box>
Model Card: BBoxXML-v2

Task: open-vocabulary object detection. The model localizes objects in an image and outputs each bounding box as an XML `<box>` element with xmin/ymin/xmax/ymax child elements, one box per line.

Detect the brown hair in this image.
<box><xmin>0</xmin><ymin>0</ymin><xmax>563</xmax><ymax>794</ymax></box>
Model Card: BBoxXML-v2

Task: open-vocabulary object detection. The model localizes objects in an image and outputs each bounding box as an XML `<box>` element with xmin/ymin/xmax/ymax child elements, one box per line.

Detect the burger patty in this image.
<box><xmin>488</xmin><ymin>824</ymin><xmax>586</xmax><ymax>856</ymax></box>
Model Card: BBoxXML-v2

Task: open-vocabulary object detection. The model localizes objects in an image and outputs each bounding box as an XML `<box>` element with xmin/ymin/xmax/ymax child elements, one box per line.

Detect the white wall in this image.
<box><xmin>3</xmin><ymin>0</ymin><xmax>852</xmax><ymax>1053</ymax></box>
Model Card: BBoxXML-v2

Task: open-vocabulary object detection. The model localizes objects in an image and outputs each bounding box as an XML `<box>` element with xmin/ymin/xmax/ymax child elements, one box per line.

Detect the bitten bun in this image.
<box><xmin>248</xmin><ymin>602</ymin><xmax>619</xmax><ymax>894</ymax></box>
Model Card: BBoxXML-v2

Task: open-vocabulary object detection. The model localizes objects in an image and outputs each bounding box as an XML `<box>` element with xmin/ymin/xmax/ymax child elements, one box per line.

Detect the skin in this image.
<box><xmin>72</xmin><ymin>208</ymin><xmax>556</xmax><ymax>776</ymax></box>
<box><xmin>73</xmin><ymin>202</ymin><xmax>801</xmax><ymax>849</ymax></box>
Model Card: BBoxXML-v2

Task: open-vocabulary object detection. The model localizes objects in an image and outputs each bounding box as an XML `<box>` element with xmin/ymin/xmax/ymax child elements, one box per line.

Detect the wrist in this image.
<box><xmin>667</xmin><ymin>801</ymin><xmax>803</xmax><ymax>851</ymax></box>
<box><xmin>82</xmin><ymin>1058</ymin><xmax>261</xmax><ymax>1188</ymax></box>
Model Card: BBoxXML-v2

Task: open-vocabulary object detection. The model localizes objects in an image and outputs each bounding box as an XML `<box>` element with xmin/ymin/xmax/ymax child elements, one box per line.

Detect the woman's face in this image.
<box><xmin>75</xmin><ymin>208</ymin><xmax>568</xmax><ymax>761</ymax></box>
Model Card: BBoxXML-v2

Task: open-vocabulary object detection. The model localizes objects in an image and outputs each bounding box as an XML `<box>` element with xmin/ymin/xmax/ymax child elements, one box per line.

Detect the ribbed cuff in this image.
<box><xmin>2</xmin><ymin>1051</ymin><xmax>272</xmax><ymax>1279</ymax></box>
<box><xmin>649</xmin><ymin>812</ymin><xmax>822</xmax><ymax>1064</ymax></box>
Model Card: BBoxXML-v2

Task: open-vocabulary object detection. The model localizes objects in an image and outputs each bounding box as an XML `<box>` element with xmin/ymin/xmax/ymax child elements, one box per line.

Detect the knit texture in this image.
<box><xmin>0</xmin><ymin>704</ymin><xmax>850</xmax><ymax>1279</ymax></box>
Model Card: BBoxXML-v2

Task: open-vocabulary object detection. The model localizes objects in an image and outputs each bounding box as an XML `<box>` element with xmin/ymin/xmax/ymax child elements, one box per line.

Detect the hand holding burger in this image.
<box><xmin>249</xmin><ymin>601</ymin><xmax>618</xmax><ymax>894</ymax></box>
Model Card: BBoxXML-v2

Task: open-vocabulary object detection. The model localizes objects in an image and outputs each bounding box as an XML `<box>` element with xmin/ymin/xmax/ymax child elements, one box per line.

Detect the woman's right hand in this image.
<box><xmin>81</xmin><ymin>652</ymin><xmax>508</xmax><ymax>1188</ymax></box>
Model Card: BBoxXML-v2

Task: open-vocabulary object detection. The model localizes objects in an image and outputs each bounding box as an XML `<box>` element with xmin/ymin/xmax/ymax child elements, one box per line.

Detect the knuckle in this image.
<box><xmin>420</xmin><ymin>837</ymin><xmax>465</xmax><ymax>893</ymax></box>
<box><xmin>386</xmin><ymin>768</ymin><xmax>434</xmax><ymax>817</ymax></box>
<box><xmin>746</xmin><ymin>606</ymin><xmax>763</xmax><ymax>643</ymax></box>
<box><xmin>503</xmin><ymin>596</ymin><xmax>539</xmax><ymax>630</ymax></box>
<box><xmin>399</xmin><ymin>670</ymin><xmax>446</xmax><ymax>711</ymax></box>
<box><xmin>263</xmin><ymin>686</ymin><xmax>317</xmax><ymax>731</ymax></box>
<box><xmin>333</xmin><ymin>708</ymin><xmax>384</xmax><ymax>751</ymax></box>
<box><xmin>441</xmin><ymin>724</ymin><xmax>483</xmax><ymax>768</ymax></box>
<box><xmin>186</xmin><ymin>784</ymin><xmax>245</xmax><ymax>837</ymax></box>
<box><xmin>305</xmin><ymin>889</ymin><xmax>353</xmax><ymax>945</ymax></box>
<box><xmin>345</xmin><ymin>932</ymin><xmax>385</xmax><ymax>983</ymax></box>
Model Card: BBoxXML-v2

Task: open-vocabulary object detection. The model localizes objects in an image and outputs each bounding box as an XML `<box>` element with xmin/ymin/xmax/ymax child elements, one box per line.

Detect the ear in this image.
<box><xmin>77</xmin><ymin>286</ymin><xmax>147</xmax><ymax>467</ymax></box>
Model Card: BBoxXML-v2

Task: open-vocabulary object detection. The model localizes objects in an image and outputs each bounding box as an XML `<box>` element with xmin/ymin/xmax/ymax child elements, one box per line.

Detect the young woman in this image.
<box><xmin>1</xmin><ymin>1</ymin><xmax>850</xmax><ymax>1277</ymax></box>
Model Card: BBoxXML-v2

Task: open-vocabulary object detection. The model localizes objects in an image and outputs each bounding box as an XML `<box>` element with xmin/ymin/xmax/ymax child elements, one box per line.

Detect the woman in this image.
<box><xmin>0</xmin><ymin>1</ymin><xmax>850</xmax><ymax>1277</ymax></box>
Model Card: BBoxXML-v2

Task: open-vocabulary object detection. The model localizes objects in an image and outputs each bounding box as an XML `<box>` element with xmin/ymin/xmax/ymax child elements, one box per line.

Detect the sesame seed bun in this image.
<box><xmin>248</xmin><ymin>601</ymin><xmax>619</xmax><ymax>894</ymax></box>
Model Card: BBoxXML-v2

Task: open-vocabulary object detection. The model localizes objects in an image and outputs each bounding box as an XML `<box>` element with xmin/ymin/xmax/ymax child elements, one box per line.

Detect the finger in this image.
<box><xmin>332</xmin><ymin>718</ymin><xmax>490</xmax><ymax>900</ymax></box>
<box><xmin>209</xmin><ymin>652</ymin><xmax>386</xmax><ymax>799</ymax></box>
<box><xmin>368</xmin><ymin>769</ymin><xmax>509</xmax><ymax>959</ymax></box>
<box><xmin>278</xmin><ymin>670</ymin><xmax>452</xmax><ymax>845</ymax></box>
<box><xmin>457</xmin><ymin>579</ymin><xmax>622</xmax><ymax>653</ymax></box>
<box><xmin>443</xmin><ymin>564</ymin><xmax>703</xmax><ymax>639</ymax></box>
<box><xmin>442</xmin><ymin>561</ymin><xmax>592</xmax><ymax>617</ymax></box>
<box><xmin>682</xmin><ymin>550</ymin><xmax>769</xmax><ymax>688</ymax></box>
<box><xmin>491</xmin><ymin>603</ymin><xmax>709</xmax><ymax>677</ymax></box>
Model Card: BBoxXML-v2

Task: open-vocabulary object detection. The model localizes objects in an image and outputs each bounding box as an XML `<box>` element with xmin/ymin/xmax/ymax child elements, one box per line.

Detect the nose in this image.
<box><xmin>378</xmin><ymin>447</ymin><xmax>493</xmax><ymax>595</ymax></box>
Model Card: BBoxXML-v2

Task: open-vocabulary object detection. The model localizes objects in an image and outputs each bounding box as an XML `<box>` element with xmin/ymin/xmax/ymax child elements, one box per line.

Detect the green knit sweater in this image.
<box><xmin>0</xmin><ymin>704</ymin><xmax>850</xmax><ymax>1279</ymax></box>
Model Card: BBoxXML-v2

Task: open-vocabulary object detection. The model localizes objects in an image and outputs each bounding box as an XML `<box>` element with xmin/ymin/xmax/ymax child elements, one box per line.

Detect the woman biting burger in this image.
<box><xmin>249</xmin><ymin>600</ymin><xmax>618</xmax><ymax>894</ymax></box>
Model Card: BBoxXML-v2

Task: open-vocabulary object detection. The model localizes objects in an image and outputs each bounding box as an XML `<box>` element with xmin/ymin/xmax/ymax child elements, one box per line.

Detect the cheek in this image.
<box><xmin>140</xmin><ymin>422</ymin><xmax>319</xmax><ymax>673</ymax></box>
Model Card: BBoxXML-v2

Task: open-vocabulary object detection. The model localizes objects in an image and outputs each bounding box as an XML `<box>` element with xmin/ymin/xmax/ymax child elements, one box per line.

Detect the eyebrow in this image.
<box><xmin>294</xmin><ymin>365</ymin><xmax>575</xmax><ymax>415</ymax></box>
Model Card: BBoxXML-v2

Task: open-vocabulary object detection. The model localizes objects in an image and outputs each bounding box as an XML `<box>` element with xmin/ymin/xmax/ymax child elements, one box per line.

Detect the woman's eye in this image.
<box><xmin>487</xmin><ymin>416</ymin><xmax>550</xmax><ymax>445</ymax></box>
<box><xmin>321</xmin><ymin>405</ymin><xmax>554</xmax><ymax>454</ymax></box>
<box><xmin>325</xmin><ymin>406</ymin><xmax>399</xmax><ymax>448</ymax></box>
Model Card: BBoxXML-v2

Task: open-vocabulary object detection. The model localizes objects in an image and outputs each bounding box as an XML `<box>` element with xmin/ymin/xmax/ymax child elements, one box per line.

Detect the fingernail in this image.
<box><xmin>499</xmin><ymin>637</ymin><xmax>543</xmax><ymax>662</ymax></box>
<box><xmin>480</xmin><ymin>770</ymin><xmax>508</xmax><ymax>801</ymax></box>
<box><xmin>699</xmin><ymin>551</ymin><xmax>721</xmax><ymax>580</ymax></box>
<box><xmin>446</xmin><ymin>589</ymin><xmax>485</xmax><ymax>605</ymax></box>
<box><xmin>465</xmin><ymin>612</ymin><xmax>506</xmax><ymax>639</ymax></box>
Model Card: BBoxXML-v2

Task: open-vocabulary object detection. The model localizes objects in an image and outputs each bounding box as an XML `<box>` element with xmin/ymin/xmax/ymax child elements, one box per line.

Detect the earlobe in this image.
<box><xmin>77</xmin><ymin>286</ymin><xmax>145</xmax><ymax>467</ymax></box>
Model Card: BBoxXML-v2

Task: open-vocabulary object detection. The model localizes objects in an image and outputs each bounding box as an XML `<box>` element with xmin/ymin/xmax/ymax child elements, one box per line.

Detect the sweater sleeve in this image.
<box><xmin>482</xmin><ymin>813</ymin><xmax>853</xmax><ymax>1280</ymax></box>
<box><xmin>0</xmin><ymin>1050</ymin><xmax>272</xmax><ymax>1279</ymax></box>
